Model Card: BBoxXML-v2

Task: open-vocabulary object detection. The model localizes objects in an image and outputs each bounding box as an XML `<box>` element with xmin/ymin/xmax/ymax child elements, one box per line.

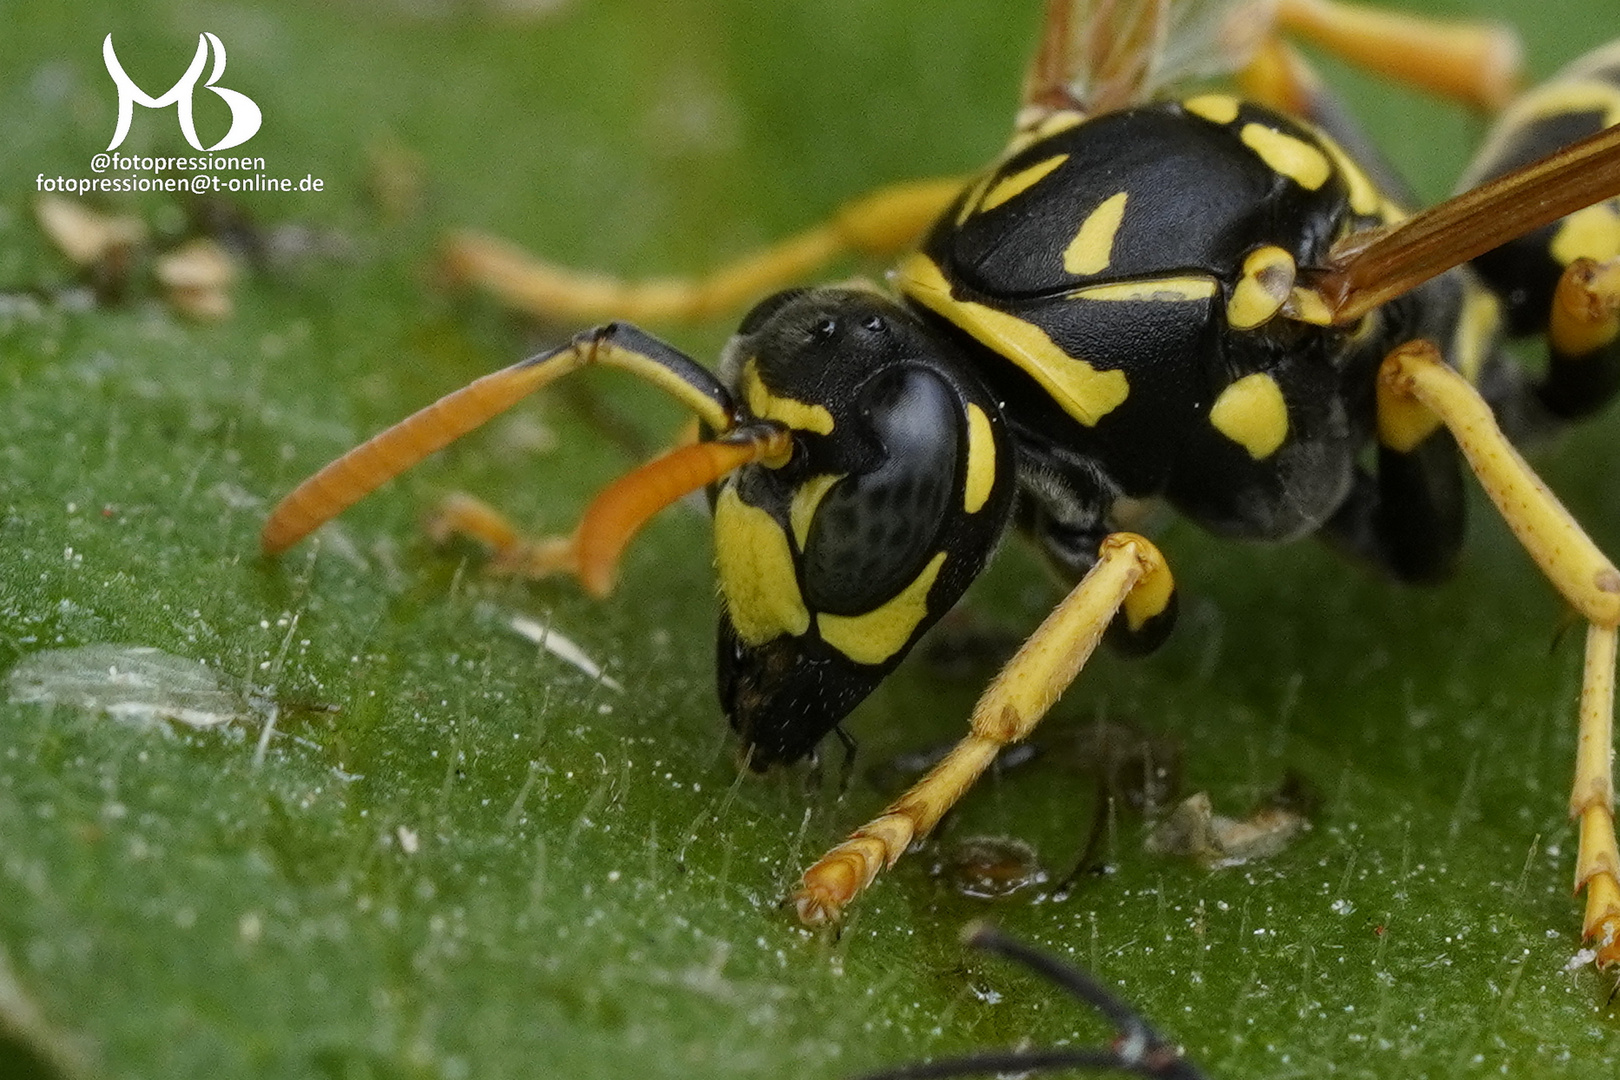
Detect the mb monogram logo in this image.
<box><xmin>102</xmin><ymin>32</ymin><xmax>262</xmax><ymax>152</ymax></box>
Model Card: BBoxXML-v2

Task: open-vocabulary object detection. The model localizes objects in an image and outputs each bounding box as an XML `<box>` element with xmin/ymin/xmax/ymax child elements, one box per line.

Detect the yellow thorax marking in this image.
<box><xmin>896</xmin><ymin>253</ymin><xmax>1130</xmax><ymax>427</ymax></box>
<box><xmin>1312</xmin><ymin>129</ymin><xmax>1380</xmax><ymax>217</ymax></box>
<box><xmin>1183</xmin><ymin>94</ymin><xmax>1241</xmax><ymax>125</ymax></box>
<box><xmin>1226</xmin><ymin>245</ymin><xmax>1297</xmax><ymax>331</ymax></box>
<box><xmin>1001</xmin><ymin>109</ymin><xmax>1085</xmax><ymax>161</ymax></box>
<box><xmin>1209</xmin><ymin>372</ymin><xmax>1289</xmax><ymax>459</ymax></box>
<box><xmin>742</xmin><ymin>358</ymin><xmax>835</xmax><ymax>435</ymax></box>
<box><xmin>1064</xmin><ymin>192</ymin><xmax>1129</xmax><ymax>276</ymax></box>
<box><xmin>978</xmin><ymin>153</ymin><xmax>1070</xmax><ymax>214</ymax></box>
<box><xmin>818</xmin><ymin>552</ymin><xmax>947</xmax><ymax>666</ymax></box>
<box><xmin>714</xmin><ymin>484</ymin><xmax>809</xmax><ymax>645</ymax></box>
<box><xmin>1240</xmin><ymin>123</ymin><xmax>1331</xmax><ymax>191</ymax></box>
<box><xmin>963</xmin><ymin>404</ymin><xmax>995</xmax><ymax>514</ymax></box>
<box><xmin>1282</xmin><ymin>286</ymin><xmax>1334</xmax><ymax>326</ymax></box>
<box><xmin>1551</xmin><ymin>203</ymin><xmax>1620</xmax><ymax>267</ymax></box>
<box><xmin>1068</xmin><ymin>278</ymin><xmax>1217</xmax><ymax>303</ymax></box>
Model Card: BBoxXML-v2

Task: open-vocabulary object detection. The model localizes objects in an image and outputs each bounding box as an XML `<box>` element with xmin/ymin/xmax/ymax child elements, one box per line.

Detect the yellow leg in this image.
<box><xmin>1236</xmin><ymin>38</ymin><xmax>1325</xmax><ymax>120</ymax></box>
<box><xmin>441</xmin><ymin>176</ymin><xmax>965</xmax><ymax>326</ymax></box>
<box><xmin>1274</xmin><ymin>0</ymin><xmax>1520</xmax><ymax>111</ymax></box>
<box><xmin>1378</xmin><ymin>341</ymin><xmax>1620</xmax><ymax>965</ymax></box>
<box><xmin>1550</xmin><ymin>257</ymin><xmax>1620</xmax><ymax>360</ymax></box>
<box><xmin>793</xmin><ymin>533</ymin><xmax>1173</xmax><ymax>925</ymax></box>
<box><xmin>426</xmin><ymin>492</ymin><xmax>576</xmax><ymax>577</ymax></box>
<box><xmin>1575</xmin><ymin>625</ymin><xmax>1620</xmax><ymax>956</ymax></box>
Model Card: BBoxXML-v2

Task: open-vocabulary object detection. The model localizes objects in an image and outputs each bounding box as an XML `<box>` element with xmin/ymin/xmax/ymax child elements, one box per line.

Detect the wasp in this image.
<box><xmin>262</xmin><ymin>0</ymin><xmax>1620</xmax><ymax>963</ymax></box>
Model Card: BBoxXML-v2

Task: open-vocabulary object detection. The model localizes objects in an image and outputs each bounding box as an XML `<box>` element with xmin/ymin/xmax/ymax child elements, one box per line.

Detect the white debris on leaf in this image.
<box><xmin>34</xmin><ymin>194</ymin><xmax>146</xmax><ymax>266</ymax></box>
<box><xmin>6</xmin><ymin>643</ymin><xmax>262</xmax><ymax>729</ymax></box>
<box><xmin>155</xmin><ymin>237</ymin><xmax>238</xmax><ymax>320</ymax></box>
<box><xmin>1145</xmin><ymin>790</ymin><xmax>1309</xmax><ymax>869</ymax></box>
<box><xmin>1565</xmin><ymin>948</ymin><xmax>1599</xmax><ymax>973</ymax></box>
<box><xmin>508</xmin><ymin>615</ymin><xmax>623</xmax><ymax>693</ymax></box>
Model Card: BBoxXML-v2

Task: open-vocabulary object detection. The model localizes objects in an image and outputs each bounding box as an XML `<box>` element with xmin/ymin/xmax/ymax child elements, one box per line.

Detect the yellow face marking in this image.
<box><xmin>897</xmin><ymin>253</ymin><xmax>1130</xmax><ymax>427</ymax></box>
<box><xmin>1209</xmin><ymin>372</ymin><xmax>1289</xmax><ymax>459</ymax></box>
<box><xmin>742</xmin><ymin>358</ymin><xmax>834</xmax><ymax>435</ymax></box>
<box><xmin>1183</xmin><ymin>94</ymin><xmax>1241</xmax><ymax>125</ymax></box>
<box><xmin>789</xmin><ymin>473</ymin><xmax>843</xmax><ymax>550</ymax></box>
<box><xmin>1226</xmin><ymin>246</ymin><xmax>1297</xmax><ymax>331</ymax></box>
<box><xmin>1063</xmin><ymin>192</ymin><xmax>1129</xmax><ymax>276</ymax></box>
<box><xmin>977</xmin><ymin>153</ymin><xmax>1069</xmax><ymax>214</ymax></box>
<box><xmin>1069</xmin><ymin>277</ymin><xmax>1217</xmax><ymax>303</ymax></box>
<box><xmin>1240</xmin><ymin>124</ymin><xmax>1331</xmax><ymax>191</ymax></box>
<box><xmin>1551</xmin><ymin>203</ymin><xmax>1620</xmax><ymax>267</ymax></box>
<box><xmin>1313</xmin><ymin>131</ymin><xmax>1380</xmax><ymax>217</ymax></box>
<box><xmin>1453</xmin><ymin>281</ymin><xmax>1502</xmax><ymax>386</ymax></box>
<box><xmin>714</xmin><ymin>484</ymin><xmax>810</xmax><ymax>645</ymax></box>
<box><xmin>817</xmin><ymin>552</ymin><xmax>947</xmax><ymax>666</ymax></box>
<box><xmin>963</xmin><ymin>404</ymin><xmax>995</xmax><ymax>514</ymax></box>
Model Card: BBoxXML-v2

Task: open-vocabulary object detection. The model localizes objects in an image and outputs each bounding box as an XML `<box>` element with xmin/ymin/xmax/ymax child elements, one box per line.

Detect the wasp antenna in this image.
<box><xmin>570</xmin><ymin>424</ymin><xmax>792</xmax><ymax>597</ymax></box>
<box><xmin>1314</xmin><ymin>123</ymin><xmax>1620</xmax><ymax>325</ymax></box>
<box><xmin>259</xmin><ymin>352</ymin><xmax>563</xmax><ymax>555</ymax></box>
<box><xmin>261</xmin><ymin>324</ymin><xmax>737</xmax><ymax>556</ymax></box>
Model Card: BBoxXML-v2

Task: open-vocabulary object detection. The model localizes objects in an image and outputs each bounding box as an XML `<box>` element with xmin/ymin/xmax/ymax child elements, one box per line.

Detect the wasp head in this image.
<box><xmin>709</xmin><ymin>287</ymin><xmax>1015</xmax><ymax>769</ymax></box>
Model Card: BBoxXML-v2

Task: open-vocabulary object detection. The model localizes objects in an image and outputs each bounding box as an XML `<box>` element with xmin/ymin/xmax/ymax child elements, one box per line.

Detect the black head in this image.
<box><xmin>710</xmin><ymin>287</ymin><xmax>1016</xmax><ymax>769</ymax></box>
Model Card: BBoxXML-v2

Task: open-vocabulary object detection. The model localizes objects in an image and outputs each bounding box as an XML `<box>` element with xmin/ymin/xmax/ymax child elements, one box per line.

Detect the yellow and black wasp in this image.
<box><xmin>262</xmin><ymin>0</ymin><xmax>1620</xmax><ymax>963</ymax></box>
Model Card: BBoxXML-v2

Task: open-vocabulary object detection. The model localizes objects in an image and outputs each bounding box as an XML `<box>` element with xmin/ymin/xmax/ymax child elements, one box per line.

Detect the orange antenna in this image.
<box><xmin>261</xmin><ymin>324</ymin><xmax>738</xmax><ymax>556</ymax></box>
<box><xmin>261</xmin><ymin>358</ymin><xmax>556</xmax><ymax>555</ymax></box>
<box><xmin>567</xmin><ymin>424</ymin><xmax>792</xmax><ymax>597</ymax></box>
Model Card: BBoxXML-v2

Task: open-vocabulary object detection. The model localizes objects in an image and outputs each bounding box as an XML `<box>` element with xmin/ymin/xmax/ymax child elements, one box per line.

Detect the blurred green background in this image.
<box><xmin>2</xmin><ymin>0</ymin><xmax>1618</xmax><ymax>1077</ymax></box>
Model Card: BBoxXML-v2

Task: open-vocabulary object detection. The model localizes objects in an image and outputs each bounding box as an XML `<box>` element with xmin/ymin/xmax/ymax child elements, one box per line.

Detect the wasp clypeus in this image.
<box><xmin>263</xmin><ymin>0</ymin><xmax>1620</xmax><ymax>963</ymax></box>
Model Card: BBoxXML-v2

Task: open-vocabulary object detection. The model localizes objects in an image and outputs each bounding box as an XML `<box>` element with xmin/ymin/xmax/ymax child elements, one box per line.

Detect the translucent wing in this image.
<box><xmin>1023</xmin><ymin>0</ymin><xmax>1280</xmax><ymax>114</ymax></box>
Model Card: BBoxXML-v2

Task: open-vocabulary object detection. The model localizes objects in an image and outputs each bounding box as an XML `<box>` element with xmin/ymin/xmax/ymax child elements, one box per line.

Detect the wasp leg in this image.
<box><xmin>441</xmin><ymin>176</ymin><xmax>964</xmax><ymax>326</ymax></box>
<box><xmin>792</xmin><ymin>533</ymin><xmax>1173</xmax><ymax>926</ymax></box>
<box><xmin>425</xmin><ymin>491</ymin><xmax>573</xmax><ymax>575</ymax></box>
<box><xmin>1378</xmin><ymin>340</ymin><xmax>1620</xmax><ymax>964</ymax></box>
<box><xmin>1540</xmin><ymin>257</ymin><xmax>1620</xmax><ymax>420</ymax></box>
<box><xmin>1272</xmin><ymin>0</ymin><xmax>1520</xmax><ymax>111</ymax></box>
<box><xmin>261</xmin><ymin>322</ymin><xmax>738</xmax><ymax>556</ymax></box>
<box><xmin>1321</xmin><ymin>434</ymin><xmax>1466</xmax><ymax>585</ymax></box>
<box><xmin>426</xmin><ymin>424</ymin><xmax>791</xmax><ymax>597</ymax></box>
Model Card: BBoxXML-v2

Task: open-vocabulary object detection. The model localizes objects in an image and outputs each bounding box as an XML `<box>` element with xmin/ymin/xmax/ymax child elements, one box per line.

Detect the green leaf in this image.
<box><xmin>2</xmin><ymin>1</ymin><xmax>1618</xmax><ymax>1078</ymax></box>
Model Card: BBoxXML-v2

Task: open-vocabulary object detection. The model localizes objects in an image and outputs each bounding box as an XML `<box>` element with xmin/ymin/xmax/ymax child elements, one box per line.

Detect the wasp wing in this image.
<box><xmin>1312</xmin><ymin>124</ymin><xmax>1620</xmax><ymax>325</ymax></box>
<box><xmin>1023</xmin><ymin>0</ymin><xmax>1280</xmax><ymax>114</ymax></box>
